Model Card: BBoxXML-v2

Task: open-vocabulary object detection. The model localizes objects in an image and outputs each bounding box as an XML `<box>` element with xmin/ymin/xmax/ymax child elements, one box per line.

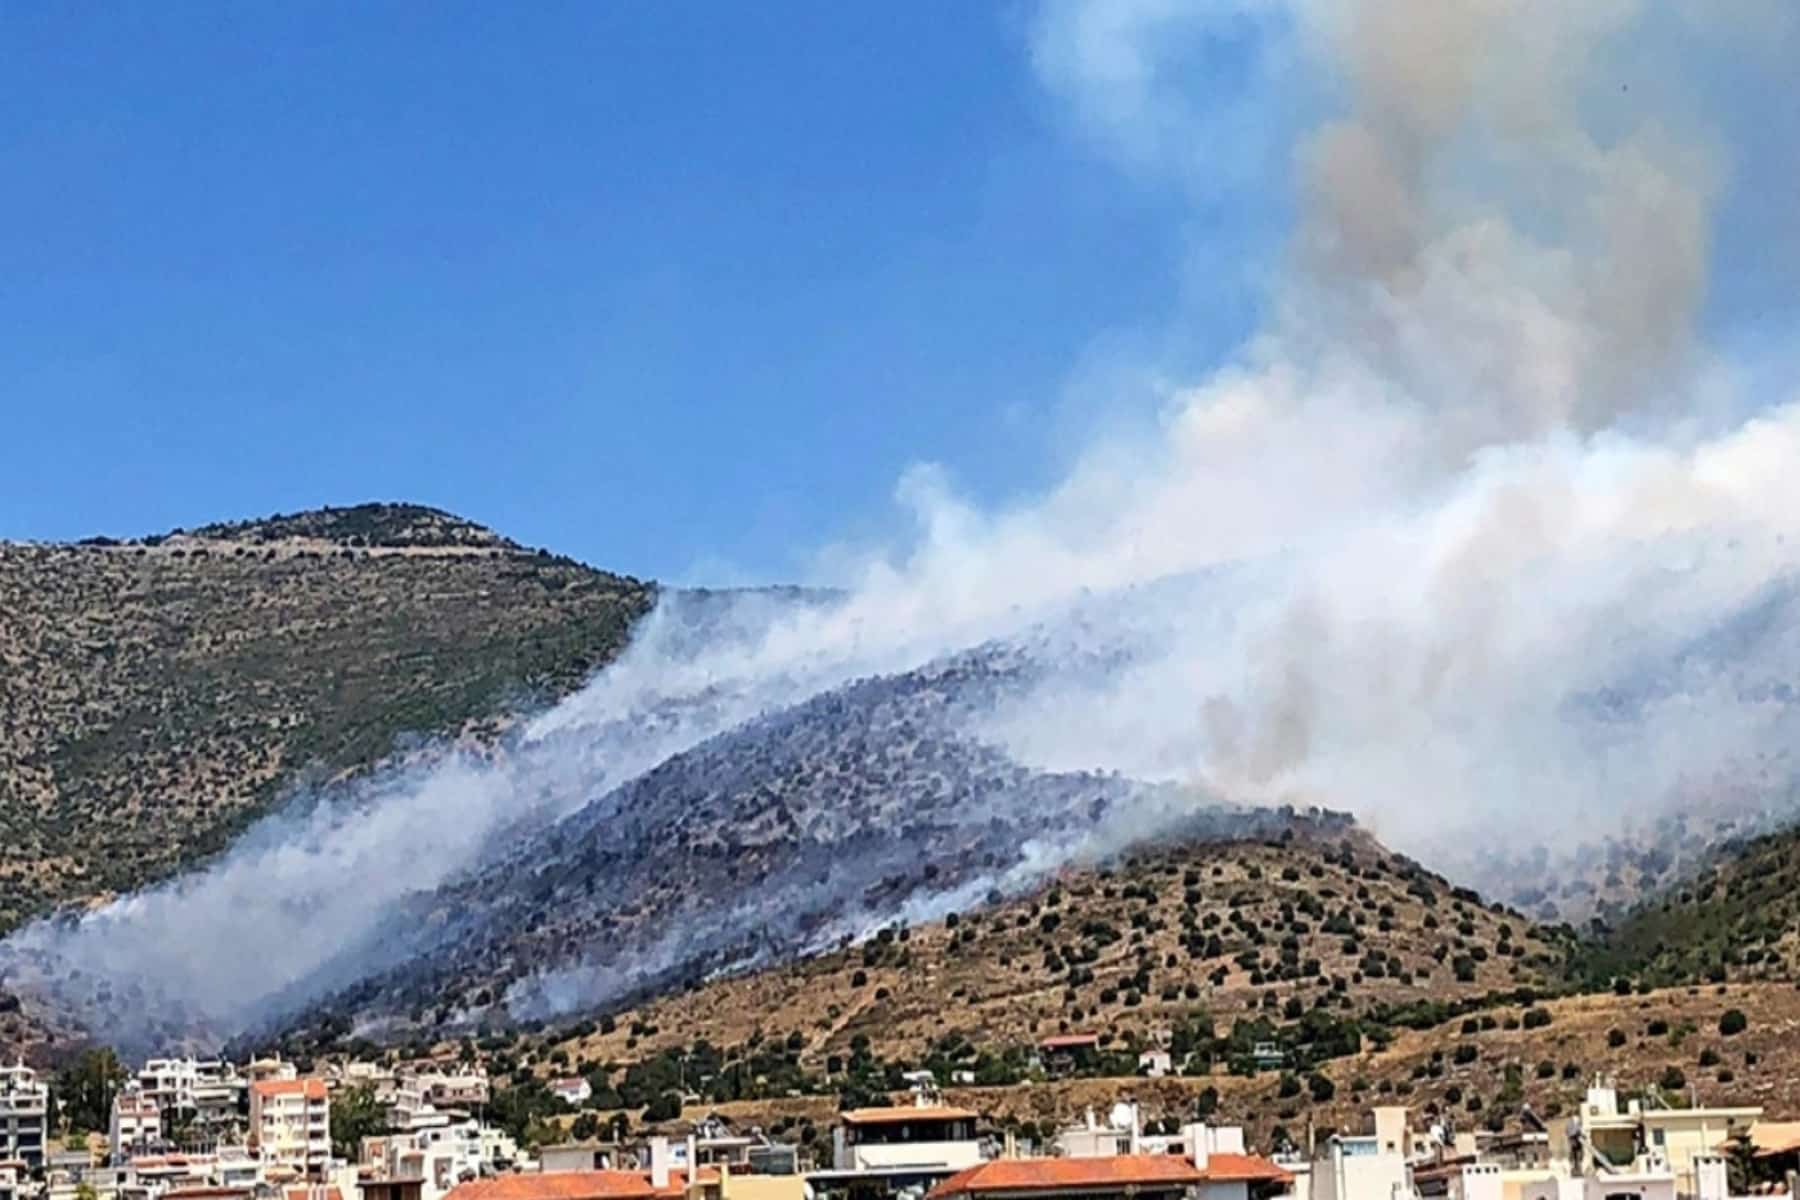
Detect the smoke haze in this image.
<box><xmin>6</xmin><ymin>0</ymin><xmax>1800</xmax><ymax>1046</ymax></box>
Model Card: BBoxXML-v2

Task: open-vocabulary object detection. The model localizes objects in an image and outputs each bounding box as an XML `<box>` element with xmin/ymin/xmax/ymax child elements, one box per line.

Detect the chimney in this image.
<box><xmin>650</xmin><ymin>1137</ymin><xmax>671</xmax><ymax>1189</ymax></box>
<box><xmin>1183</xmin><ymin>1124</ymin><xmax>1210</xmax><ymax>1171</ymax></box>
<box><xmin>1695</xmin><ymin>1156</ymin><xmax>1728</xmax><ymax>1200</ymax></box>
<box><xmin>1373</xmin><ymin>1109</ymin><xmax>1408</xmax><ymax>1159</ymax></box>
<box><xmin>1546</xmin><ymin>1121</ymin><xmax>1571</xmax><ymax>1167</ymax></box>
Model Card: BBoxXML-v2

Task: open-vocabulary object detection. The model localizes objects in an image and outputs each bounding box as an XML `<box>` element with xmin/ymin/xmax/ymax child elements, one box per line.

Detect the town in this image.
<box><xmin>2</xmin><ymin>1045</ymin><xmax>1796</xmax><ymax>1200</ymax></box>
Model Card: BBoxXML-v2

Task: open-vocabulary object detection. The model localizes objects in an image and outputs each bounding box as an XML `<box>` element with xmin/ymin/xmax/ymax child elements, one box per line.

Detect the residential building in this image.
<box><xmin>162</xmin><ymin>1187</ymin><xmax>254</xmax><ymax>1200</ymax></box>
<box><xmin>1521</xmin><ymin>1169</ymin><xmax>1677</xmax><ymax>1200</ymax></box>
<box><xmin>250</xmin><ymin>1079</ymin><xmax>331</xmax><ymax>1181</ymax></box>
<box><xmin>216</xmin><ymin>1145</ymin><xmax>267</xmax><ymax>1190</ymax></box>
<box><xmin>362</xmin><ymin>1180</ymin><xmax>426</xmax><ymax>1200</ymax></box>
<box><xmin>442</xmin><ymin>1137</ymin><xmax>807</xmax><ymax>1200</ymax></box>
<box><xmin>479</xmin><ymin>1126</ymin><xmax>521</xmax><ymax>1172</ymax></box>
<box><xmin>114</xmin><ymin>1093</ymin><xmax>166</xmax><ymax>1160</ymax></box>
<box><xmin>551</xmin><ymin>1080</ymin><xmax>594</xmax><ymax>1109</ymax></box>
<box><xmin>1311</xmin><ymin>1108</ymin><xmax>1413</xmax><ymax>1200</ymax></box>
<box><xmin>126</xmin><ymin>1152</ymin><xmax>221</xmax><ymax>1196</ymax></box>
<box><xmin>416</xmin><ymin>1071</ymin><xmax>489</xmax><ymax>1113</ymax></box>
<box><xmin>389</xmin><ymin>1085</ymin><xmax>454</xmax><ymax>1135</ymax></box>
<box><xmin>1577</xmin><ymin>1081</ymin><xmax>1761</xmax><ymax>1197</ymax></box>
<box><xmin>1037</xmin><ymin>1036</ymin><xmax>1100</xmax><ymax>1078</ymax></box>
<box><xmin>444</xmin><ymin>1169</ymin><xmax>710</xmax><ymax>1200</ymax></box>
<box><xmin>811</xmin><ymin>1104</ymin><xmax>986</xmax><ymax>1200</ymax></box>
<box><xmin>0</xmin><ymin>1159</ymin><xmax>23</xmax><ymax>1200</ymax></box>
<box><xmin>247</xmin><ymin>1062</ymin><xmax>300</xmax><ymax>1087</ymax></box>
<box><xmin>832</xmin><ymin>1105</ymin><xmax>983</xmax><ymax>1174</ymax></box>
<box><xmin>137</xmin><ymin>1059</ymin><xmax>247</xmax><ymax>1140</ymax></box>
<box><xmin>0</xmin><ymin>1064</ymin><xmax>49</xmax><ymax>1170</ymax></box>
<box><xmin>1054</xmin><ymin>1108</ymin><xmax>1254</xmax><ymax>1163</ymax></box>
<box><xmin>362</xmin><ymin>1121</ymin><xmax>485</xmax><ymax>1200</ymax></box>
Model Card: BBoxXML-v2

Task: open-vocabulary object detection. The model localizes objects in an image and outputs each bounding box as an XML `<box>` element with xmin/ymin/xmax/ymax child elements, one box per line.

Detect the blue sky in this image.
<box><xmin>0</xmin><ymin>3</ymin><xmax>1274</xmax><ymax>581</ymax></box>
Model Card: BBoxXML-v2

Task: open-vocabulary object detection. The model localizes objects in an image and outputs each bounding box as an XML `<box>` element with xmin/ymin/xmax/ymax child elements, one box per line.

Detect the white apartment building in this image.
<box><xmin>388</xmin><ymin>1084</ymin><xmax>453</xmax><ymax>1135</ymax></box>
<box><xmin>832</xmin><ymin>1104</ymin><xmax>983</xmax><ymax>1174</ymax></box>
<box><xmin>1576</xmin><ymin>1080</ymin><xmax>1761</xmax><ymax>1198</ymax></box>
<box><xmin>1311</xmin><ymin>1108</ymin><xmax>1414</xmax><ymax>1200</ymax></box>
<box><xmin>112</xmin><ymin>1092</ymin><xmax>165</xmax><ymax>1160</ymax></box>
<box><xmin>0</xmin><ymin>1064</ymin><xmax>49</xmax><ymax>1171</ymax></box>
<box><xmin>416</xmin><ymin>1070</ymin><xmax>488</xmax><ymax>1112</ymax></box>
<box><xmin>138</xmin><ymin>1058</ymin><xmax>248</xmax><ymax>1139</ymax></box>
<box><xmin>363</xmin><ymin>1121</ymin><xmax>484</xmax><ymax>1200</ymax></box>
<box><xmin>249</xmin><ymin>1078</ymin><xmax>331</xmax><ymax>1181</ymax></box>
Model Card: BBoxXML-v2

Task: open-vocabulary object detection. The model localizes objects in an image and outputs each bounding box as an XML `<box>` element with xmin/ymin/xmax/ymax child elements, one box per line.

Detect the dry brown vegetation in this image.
<box><xmin>549</xmin><ymin>829</ymin><xmax>1560</xmax><ymax>1072</ymax></box>
<box><xmin>512</xmin><ymin>831</ymin><xmax>1800</xmax><ymax>1153</ymax></box>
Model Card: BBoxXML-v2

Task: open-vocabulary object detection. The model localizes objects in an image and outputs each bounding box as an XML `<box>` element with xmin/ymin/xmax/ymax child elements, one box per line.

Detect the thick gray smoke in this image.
<box><xmin>6</xmin><ymin>0</ymin><xmax>1800</xmax><ymax>1046</ymax></box>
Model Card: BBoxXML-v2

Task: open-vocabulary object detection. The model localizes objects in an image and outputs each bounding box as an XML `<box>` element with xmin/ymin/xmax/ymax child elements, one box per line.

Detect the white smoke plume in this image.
<box><xmin>6</xmin><ymin>0</ymin><xmax>1800</xmax><ymax>1046</ymax></box>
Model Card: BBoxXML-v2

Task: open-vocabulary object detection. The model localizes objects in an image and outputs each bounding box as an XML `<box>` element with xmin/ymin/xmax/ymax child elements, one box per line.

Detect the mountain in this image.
<box><xmin>9</xmin><ymin>501</ymin><xmax>1800</xmax><ymax>1073</ymax></box>
<box><xmin>0</xmin><ymin>503</ymin><xmax>653</xmax><ymax>933</ymax></box>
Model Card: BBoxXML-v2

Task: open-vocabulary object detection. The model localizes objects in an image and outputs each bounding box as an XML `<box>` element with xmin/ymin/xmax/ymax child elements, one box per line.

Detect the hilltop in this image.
<box><xmin>0</xmin><ymin>503</ymin><xmax>653</xmax><ymax>932</ymax></box>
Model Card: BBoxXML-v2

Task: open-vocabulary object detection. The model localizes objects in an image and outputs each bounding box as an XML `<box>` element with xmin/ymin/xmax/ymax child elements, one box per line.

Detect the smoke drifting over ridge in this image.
<box><xmin>7</xmin><ymin>0</ymin><xmax>1800</xmax><ymax>1045</ymax></box>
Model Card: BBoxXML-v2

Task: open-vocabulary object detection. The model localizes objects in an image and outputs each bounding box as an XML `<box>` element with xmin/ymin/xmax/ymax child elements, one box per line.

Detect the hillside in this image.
<box><xmin>299</xmin><ymin>644</ymin><xmax>1316</xmax><ymax>1039</ymax></box>
<box><xmin>446</xmin><ymin>832</ymin><xmax>1800</xmax><ymax>1156</ymax></box>
<box><xmin>529</xmin><ymin>823</ymin><xmax>1563</xmax><ymax>1072</ymax></box>
<box><xmin>0</xmin><ymin>503</ymin><xmax>653</xmax><ymax>932</ymax></box>
<box><xmin>1576</xmin><ymin>825</ymin><xmax>1800</xmax><ymax>989</ymax></box>
<box><xmin>573</xmin><ymin>978</ymin><xmax>1800</xmax><ymax>1158</ymax></box>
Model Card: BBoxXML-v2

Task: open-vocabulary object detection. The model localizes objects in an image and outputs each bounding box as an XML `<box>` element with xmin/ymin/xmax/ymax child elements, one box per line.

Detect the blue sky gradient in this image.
<box><xmin>8</xmin><ymin>4</ymin><xmax>1793</xmax><ymax>583</ymax></box>
<box><xmin>1</xmin><ymin>3</ymin><xmax>1278</xmax><ymax>580</ymax></box>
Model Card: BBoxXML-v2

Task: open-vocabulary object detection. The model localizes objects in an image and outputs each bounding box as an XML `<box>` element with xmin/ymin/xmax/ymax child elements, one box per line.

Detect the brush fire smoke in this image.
<box><xmin>5</xmin><ymin>0</ymin><xmax>1800</xmax><ymax>1050</ymax></box>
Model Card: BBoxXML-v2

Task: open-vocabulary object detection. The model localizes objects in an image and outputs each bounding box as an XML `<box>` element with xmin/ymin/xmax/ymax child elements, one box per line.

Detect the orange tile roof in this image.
<box><xmin>132</xmin><ymin>1154</ymin><xmax>213</xmax><ymax>1169</ymax></box>
<box><xmin>253</xmin><ymin>1078</ymin><xmax>328</xmax><ymax>1100</ymax></box>
<box><xmin>842</xmin><ymin>1106</ymin><xmax>978</xmax><ymax>1125</ymax></box>
<box><xmin>1194</xmin><ymin>1154</ymin><xmax>1294</xmax><ymax>1184</ymax></box>
<box><xmin>1753</xmin><ymin>1122</ymin><xmax>1800</xmax><ymax>1159</ymax></box>
<box><xmin>445</xmin><ymin>1169</ymin><xmax>717</xmax><ymax>1200</ymax></box>
<box><xmin>286</xmin><ymin>1187</ymin><xmax>346</xmax><ymax>1200</ymax></box>
<box><xmin>926</xmin><ymin>1154</ymin><xmax>1290</xmax><ymax>1199</ymax></box>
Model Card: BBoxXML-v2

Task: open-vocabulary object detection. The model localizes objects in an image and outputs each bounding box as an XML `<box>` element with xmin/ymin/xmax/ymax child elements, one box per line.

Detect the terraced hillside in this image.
<box><xmin>0</xmin><ymin>503</ymin><xmax>653</xmax><ymax>931</ymax></box>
